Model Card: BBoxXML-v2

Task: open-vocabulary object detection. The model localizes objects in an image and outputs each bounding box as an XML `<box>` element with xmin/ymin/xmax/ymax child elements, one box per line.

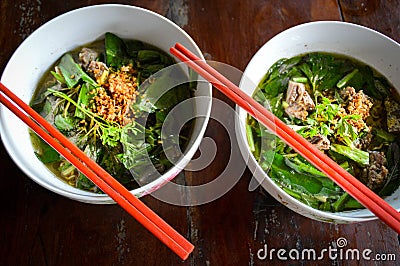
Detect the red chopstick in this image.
<box><xmin>170</xmin><ymin>43</ymin><xmax>400</xmax><ymax>233</ymax></box>
<box><xmin>0</xmin><ymin>82</ymin><xmax>194</xmax><ymax>260</ymax></box>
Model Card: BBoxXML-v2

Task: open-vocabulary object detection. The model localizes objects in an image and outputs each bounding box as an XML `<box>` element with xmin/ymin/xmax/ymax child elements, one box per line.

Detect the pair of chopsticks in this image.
<box><xmin>170</xmin><ymin>43</ymin><xmax>400</xmax><ymax>234</ymax></box>
<box><xmin>0</xmin><ymin>82</ymin><xmax>194</xmax><ymax>260</ymax></box>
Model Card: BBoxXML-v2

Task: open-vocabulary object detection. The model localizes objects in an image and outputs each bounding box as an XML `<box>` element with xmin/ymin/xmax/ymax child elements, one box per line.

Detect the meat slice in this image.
<box><xmin>309</xmin><ymin>134</ymin><xmax>330</xmax><ymax>150</ymax></box>
<box><xmin>87</xmin><ymin>61</ymin><xmax>109</xmax><ymax>85</ymax></box>
<box><xmin>354</xmin><ymin>131</ymin><xmax>372</xmax><ymax>150</ymax></box>
<box><xmin>284</xmin><ymin>81</ymin><xmax>315</xmax><ymax>120</ymax></box>
<box><xmin>79</xmin><ymin>48</ymin><xmax>99</xmax><ymax>69</ymax></box>
<box><xmin>361</xmin><ymin>151</ymin><xmax>389</xmax><ymax>191</ymax></box>
<box><xmin>339</xmin><ymin>86</ymin><xmax>356</xmax><ymax>101</ymax></box>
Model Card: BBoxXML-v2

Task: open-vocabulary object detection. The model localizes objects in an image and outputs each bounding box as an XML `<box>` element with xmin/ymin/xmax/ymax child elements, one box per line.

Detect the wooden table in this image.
<box><xmin>1</xmin><ymin>1</ymin><xmax>399</xmax><ymax>265</ymax></box>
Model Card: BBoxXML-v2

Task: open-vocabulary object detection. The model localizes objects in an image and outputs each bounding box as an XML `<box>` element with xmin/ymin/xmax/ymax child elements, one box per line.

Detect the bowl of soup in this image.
<box><xmin>236</xmin><ymin>21</ymin><xmax>400</xmax><ymax>223</ymax></box>
<box><xmin>0</xmin><ymin>4</ymin><xmax>212</xmax><ymax>203</ymax></box>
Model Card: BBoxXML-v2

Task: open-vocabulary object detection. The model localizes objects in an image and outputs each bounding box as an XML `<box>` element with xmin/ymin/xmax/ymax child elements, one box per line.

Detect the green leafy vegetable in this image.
<box><xmin>332</xmin><ymin>192</ymin><xmax>350</xmax><ymax>212</ymax></box>
<box><xmin>30</xmin><ymin>132</ymin><xmax>60</xmax><ymax>163</ymax></box>
<box><xmin>331</xmin><ymin>144</ymin><xmax>369</xmax><ymax>166</ymax></box>
<box><xmin>105</xmin><ymin>32</ymin><xmax>129</xmax><ymax>68</ymax></box>
<box><xmin>138</xmin><ymin>50</ymin><xmax>163</xmax><ymax>63</ymax></box>
<box><xmin>284</xmin><ymin>156</ymin><xmax>325</xmax><ymax>177</ymax></box>
<box><xmin>54</xmin><ymin>114</ymin><xmax>75</xmax><ymax>132</ymax></box>
<box><xmin>74</xmin><ymin>83</ymin><xmax>95</xmax><ymax>119</ymax></box>
<box><xmin>58</xmin><ymin>53</ymin><xmax>98</xmax><ymax>88</ymax></box>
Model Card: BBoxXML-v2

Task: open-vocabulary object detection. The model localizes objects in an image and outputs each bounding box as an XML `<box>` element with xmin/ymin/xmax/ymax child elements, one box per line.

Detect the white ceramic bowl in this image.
<box><xmin>0</xmin><ymin>4</ymin><xmax>212</xmax><ymax>204</ymax></box>
<box><xmin>236</xmin><ymin>21</ymin><xmax>400</xmax><ymax>223</ymax></box>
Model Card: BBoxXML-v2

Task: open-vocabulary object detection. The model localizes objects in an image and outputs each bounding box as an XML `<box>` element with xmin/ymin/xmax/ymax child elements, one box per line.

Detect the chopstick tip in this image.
<box><xmin>180</xmin><ymin>245</ymin><xmax>194</xmax><ymax>261</ymax></box>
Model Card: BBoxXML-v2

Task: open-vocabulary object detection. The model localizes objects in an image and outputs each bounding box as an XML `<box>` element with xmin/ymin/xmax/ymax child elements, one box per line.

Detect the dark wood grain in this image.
<box><xmin>340</xmin><ymin>0</ymin><xmax>400</xmax><ymax>42</ymax></box>
<box><xmin>0</xmin><ymin>0</ymin><xmax>399</xmax><ymax>265</ymax></box>
<box><xmin>187</xmin><ymin>0</ymin><xmax>341</xmax><ymax>71</ymax></box>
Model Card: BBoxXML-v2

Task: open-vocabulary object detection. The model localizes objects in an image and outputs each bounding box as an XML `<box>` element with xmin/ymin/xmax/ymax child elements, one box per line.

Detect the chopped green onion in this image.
<box><xmin>246</xmin><ymin>124</ymin><xmax>255</xmax><ymax>152</ymax></box>
<box><xmin>332</xmin><ymin>192</ymin><xmax>350</xmax><ymax>212</ymax></box>
<box><xmin>336</xmin><ymin>69</ymin><xmax>359</xmax><ymax>88</ymax></box>
<box><xmin>292</xmin><ymin>77</ymin><xmax>308</xmax><ymax>83</ymax></box>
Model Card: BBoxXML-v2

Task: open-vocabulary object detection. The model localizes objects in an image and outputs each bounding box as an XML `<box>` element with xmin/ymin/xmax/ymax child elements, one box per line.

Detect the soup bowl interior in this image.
<box><xmin>236</xmin><ymin>21</ymin><xmax>400</xmax><ymax>223</ymax></box>
<box><xmin>0</xmin><ymin>4</ymin><xmax>212</xmax><ymax>203</ymax></box>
